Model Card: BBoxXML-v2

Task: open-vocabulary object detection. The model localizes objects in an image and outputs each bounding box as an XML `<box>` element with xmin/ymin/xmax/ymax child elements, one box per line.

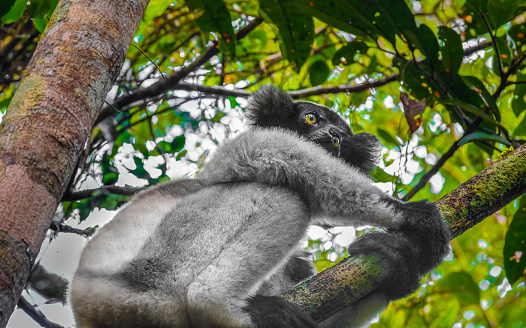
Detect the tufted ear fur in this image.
<box><xmin>245</xmin><ymin>85</ymin><xmax>295</xmax><ymax>128</ymax></box>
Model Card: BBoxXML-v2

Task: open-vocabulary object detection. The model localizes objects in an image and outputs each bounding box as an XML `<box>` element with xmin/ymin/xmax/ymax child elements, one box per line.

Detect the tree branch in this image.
<box><xmin>288</xmin><ymin>75</ymin><xmax>398</xmax><ymax>99</ymax></box>
<box><xmin>172</xmin><ymin>76</ymin><xmax>399</xmax><ymax>99</ymax></box>
<box><xmin>159</xmin><ymin>40</ymin><xmax>493</xmax><ymax>101</ymax></box>
<box><xmin>62</xmin><ymin>185</ymin><xmax>141</xmax><ymax>202</ymax></box>
<box><xmin>49</xmin><ymin>224</ymin><xmax>95</xmax><ymax>237</ymax></box>
<box><xmin>17</xmin><ymin>296</ymin><xmax>63</xmax><ymax>328</ymax></box>
<box><xmin>437</xmin><ymin>144</ymin><xmax>526</xmax><ymax>238</ymax></box>
<box><xmin>287</xmin><ymin>144</ymin><xmax>526</xmax><ymax>323</ymax></box>
<box><xmin>94</xmin><ymin>17</ymin><xmax>264</xmax><ymax>126</ymax></box>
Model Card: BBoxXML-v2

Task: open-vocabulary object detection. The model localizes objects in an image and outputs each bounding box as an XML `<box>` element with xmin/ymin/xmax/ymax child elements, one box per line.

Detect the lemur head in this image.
<box><xmin>246</xmin><ymin>86</ymin><xmax>381</xmax><ymax>174</ymax></box>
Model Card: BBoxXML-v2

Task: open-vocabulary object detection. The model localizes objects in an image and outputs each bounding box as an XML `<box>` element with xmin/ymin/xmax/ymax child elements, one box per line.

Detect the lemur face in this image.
<box><xmin>246</xmin><ymin>86</ymin><xmax>381</xmax><ymax>173</ymax></box>
<box><xmin>294</xmin><ymin>101</ymin><xmax>352</xmax><ymax>158</ymax></box>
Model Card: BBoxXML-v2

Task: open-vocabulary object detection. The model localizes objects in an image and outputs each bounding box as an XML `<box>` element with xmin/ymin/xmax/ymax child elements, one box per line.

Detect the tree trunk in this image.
<box><xmin>0</xmin><ymin>0</ymin><xmax>149</xmax><ymax>325</ymax></box>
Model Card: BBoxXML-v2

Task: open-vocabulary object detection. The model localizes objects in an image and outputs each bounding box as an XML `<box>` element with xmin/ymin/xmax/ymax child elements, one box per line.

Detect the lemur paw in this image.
<box><xmin>348</xmin><ymin>231</ymin><xmax>422</xmax><ymax>300</ymax></box>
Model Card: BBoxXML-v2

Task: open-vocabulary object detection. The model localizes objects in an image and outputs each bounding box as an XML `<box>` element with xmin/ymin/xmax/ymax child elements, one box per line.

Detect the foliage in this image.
<box><xmin>1</xmin><ymin>0</ymin><xmax>526</xmax><ymax>327</ymax></box>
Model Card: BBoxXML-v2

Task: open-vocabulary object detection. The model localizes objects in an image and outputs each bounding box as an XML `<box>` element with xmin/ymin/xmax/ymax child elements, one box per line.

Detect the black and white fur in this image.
<box><xmin>70</xmin><ymin>86</ymin><xmax>450</xmax><ymax>328</ymax></box>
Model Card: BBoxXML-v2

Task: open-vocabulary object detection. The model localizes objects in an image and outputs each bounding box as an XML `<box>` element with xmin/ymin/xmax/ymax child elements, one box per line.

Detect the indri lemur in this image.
<box><xmin>70</xmin><ymin>86</ymin><xmax>450</xmax><ymax>328</ymax></box>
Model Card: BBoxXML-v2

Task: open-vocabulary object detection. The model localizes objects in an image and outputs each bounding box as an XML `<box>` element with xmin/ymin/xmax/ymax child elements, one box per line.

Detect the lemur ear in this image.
<box><xmin>341</xmin><ymin>132</ymin><xmax>382</xmax><ymax>174</ymax></box>
<box><xmin>246</xmin><ymin>86</ymin><xmax>295</xmax><ymax>127</ymax></box>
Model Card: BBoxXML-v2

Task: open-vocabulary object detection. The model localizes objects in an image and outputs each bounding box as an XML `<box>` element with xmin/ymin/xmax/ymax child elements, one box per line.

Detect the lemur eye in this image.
<box><xmin>305</xmin><ymin>113</ymin><xmax>317</xmax><ymax>125</ymax></box>
<box><xmin>332</xmin><ymin>137</ymin><xmax>340</xmax><ymax>148</ymax></box>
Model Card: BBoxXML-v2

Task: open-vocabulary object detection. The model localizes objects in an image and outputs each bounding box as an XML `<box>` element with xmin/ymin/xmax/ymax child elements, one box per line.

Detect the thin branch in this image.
<box><xmin>94</xmin><ymin>17</ymin><xmax>264</xmax><ymax>126</ymax></box>
<box><xmin>288</xmin><ymin>76</ymin><xmax>398</xmax><ymax>98</ymax></box>
<box><xmin>477</xmin><ymin>7</ymin><xmax>505</xmax><ymax>77</ymax></box>
<box><xmin>131</xmin><ymin>43</ymin><xmax>165</xmax><ymax>78</ymax></box>
<box><xmin>49</xmin><ymin>223</ymin><xmax>95</xmax><ymax>237</ymax></box>
<box><xmin>137</xmin><ymin>40</ymin><xmax>495</xmax><ymax>101</ymax></box>
<box><xmin>171</xmin><ymin>76</ymin><xmax>400</xmax><ymax>99</ymax></box>
<box><xmin>402</xmin><ymin>138</ymin><xmax>462</xmax><ymax>201</ymax></box>
<box><xmin>17</xmin><ymin>297</ymin><xmax>63</xmax><ymax>328</ymax></box>
<box><xmin>507</xmin><ymin>80</ymin><xmax>526</xmax><ymax>85</ymax></box>
<box><xmin>175</xmin><ymin>82</ymin><xmax>250</xmax><ymax>97</ymax></box>
<box><xmin>62</xmin><ymin>185</ymin><xmax>141</xmax><ymax>202</ymax></box>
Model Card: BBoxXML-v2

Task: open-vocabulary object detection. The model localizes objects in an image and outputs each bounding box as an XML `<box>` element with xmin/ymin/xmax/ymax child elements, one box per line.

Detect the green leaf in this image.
<box><xmin>292</xmin><ymin>0</ymin><xmax>377</xmax><ymax>42</ymax></box>
<box><xmin>463</xmin><ymin>1</ymin><xmax>489</xmax><ymax>39</ymax></box>
<box><xmin>367</xmin><ymin>54</ymin><xmax>378</xmax><ymax>75</ymax></box>
<box><xmin>377</xmin><ymin>128</ymin><xmax>400</xmax><ymax>146</ymax></box>
<box><xmin>211</xmin><ymin>111</ymin><xmax>226</xmax><ymax>123</ymax></box>
<box><xmin>48</xmin><ymin>0</ymin><xmax>59</xmax><ymax>16</ymax></box>
<box><xmin>228</xmin><ymin>96</ymin><xmax>240</xmax><ymax>108</ymax></box>
<box><xmin>99</xmin><ymin>194</ymin><xmax>126</xmax><ymax>211</ymax></box>
<box><xmin>462</xmin><ymin>76</ymin><xmax>501</xmax><ymax>121</ymax></box>
<box><xmin>488</xmin><ymin>0</ymin><xmax>519</xmax><ymax>29</ymax></box>
<box><xmin>102</xmin><ymin>172</ymin><xmax>119</xmax><ymax>185</ymax></box>
<box><xmin>509</xmin><ymin>21</ymin><xmax>526</xmax><ymax>50</ymax></box>
<box><xmin>438</xmin><ymin>26</ymin><xmax>464</xmax><ymax>75</ymax></box>
<box><xmin>251</xmin><ymin>30</ymin><xmax>268</xmax><ymax>50</ymax></box>
<box><xmin>332</xmin><ymin>42</ymin><xmax>368</xmax><ymax>66</ymax></box>
<box><xmin>493</xmin><ymin>36</ymin><xmax>513</xmax><ymax>70</ymax></box>
<box><xmin>171</xmin><ymin>135</ymin><xmax>186</xmax><ymax>152</ymax></box>
<box><xmin>0</xmin><ymin>0</ymin><xmax>16</xmax><ymax>18</ymax></box>
<box><xmin>176</xmin><ymin>150</ymin><xmax>187</xmax><ymax>161</ymax></box>
<box><xmin>436</xmin><ymin>271</ymin><xmax>480</xmax><ymax>306</ymax></box>
<box><xmin>144</xmin><ymin>0</ymin><xmax>173</xmax><ymax>21</ymax></box>
<box><xmin>156</xmin><ymin>141</ymin><xmax>172</xmax><ymax>153</ymax></box>
<box><xmin>512</xmin><ymin>73</ymin><xmax>526</xmax><ymax>117</ymax></box>
<box><xmin>131</xmin><ymin>157</ymin><xmax>151</xmax><ymax>179</ymax></box>
<box><xmin>72</xmin><ymin>199</ymin><xmax>93</xmax><ymax>221</ymax></box>
<box><xmin>28</xmin><ymin>0</ymin><xmax>52</xmax><ymax>18</ymax></box>
<box><xmin>1</xmin><ymin>0</ymin><xmax>26</xmax><ymax>24</ymax></box>
<box><xmin>367</xmin><ymin>0</ymin><xmax>420</xmax><ymax>51</ymax></box>
<box><xmin>416</xmin><ymin>24</ymin><xmax>441</xmax><ymax>71</ymax></box>
<box><xmin>0</xmin><ymin>96</ymin><xmax>12</xmax><ymax>114</ymax></box>
<box><xmin>186</xmin><ymin>0</ymin><xmax>236</xmax><ymax>58</ymax></box>
<box><xmin>33</xmin><ymin>17</ymin><xmax>48</xmax><ymax>32</ymax></box>
<box><xmin>309</xmin><ymin>60</ymin><xmax>330</xmax><ymax>86</ymax></box>
<box><xmin>154</xmin><ymin>35</ymin><xmax>177</xmax><ymax>54</ymax></box>
<box><xmin>504</xmin><ymin>196</ymin><xmax>526</xmax><ymax>285</ymax></box>
<box><xmin>457</xmin><ymin>131</ymin><xmax>510</xmax><ymax>146</ymax></box>
<box><xmin>259</xmin><ymin>0</ymin><xmax>314</xmax><ymax>70</ymax></box>
<box><xmin>512</xmin><ymin>115</ymin><xmax>526</xmax><ymax>138</ymax></box>
<box><xmin>371</xmin><ymin>167</ymin><xmax>397</xmax><ymax>183</ymax></box>
<box><xmin>400</xmin><ymin>62</ymin><xmax>436</xmax><ymax>100</ymax></box>
<box><xmin>441</xmin><ymin>98</ymin><xmax>506</xmax><ymax>130</ymax></box>
<box><xmin>466</xmin><ymin>0</ymin><xmax>488</xmax><ymax>9</ymax></box>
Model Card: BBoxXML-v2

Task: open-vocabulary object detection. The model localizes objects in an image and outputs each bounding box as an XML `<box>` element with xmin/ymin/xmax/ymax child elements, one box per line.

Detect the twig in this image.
<box><xmin>62</xmin><ymin>185</ymin><xmax>141</xmax><ymax>202</ymax></box>
<box><xmin>17</xmin><ymin>297</ymin><xmax>63</xmax><ymax>328</ymax></box>
<box><xmin>94</xmin><ymin>18</ymin><xmax>264</xmax><ymax>126</ymax></box>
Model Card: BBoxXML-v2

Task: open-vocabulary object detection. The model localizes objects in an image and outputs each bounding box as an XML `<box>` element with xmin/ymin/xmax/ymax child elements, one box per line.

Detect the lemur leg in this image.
<box><xmin>71</xmin><ymin>180</ymin><xmax>204</xmax><ymax>328</ymax></box>
<box><xmin>186</xmin><ymin>186</ymin><xmax>317</xmax><ymax>328</ymax></box>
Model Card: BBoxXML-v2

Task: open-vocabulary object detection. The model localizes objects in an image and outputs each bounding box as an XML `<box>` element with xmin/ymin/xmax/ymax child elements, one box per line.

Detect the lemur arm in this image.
<box><xmin>201</xmin><ymin>128</ymin><xmax>406</xmax><ymax>229</ymax></box>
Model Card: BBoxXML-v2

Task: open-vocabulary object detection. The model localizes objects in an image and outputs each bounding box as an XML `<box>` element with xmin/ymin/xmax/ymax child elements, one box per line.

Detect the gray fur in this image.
<box><xmin>70</xmin><ymin>86</ymin><xmax>450</xmax><ymax>328</ymax></box>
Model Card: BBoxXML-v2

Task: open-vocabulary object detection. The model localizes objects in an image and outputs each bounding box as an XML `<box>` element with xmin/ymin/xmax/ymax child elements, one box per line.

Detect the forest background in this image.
<box><xmin>1</xmin><ymin>0</ymin><xmax>526</xmax><ymax>327</ymax></box>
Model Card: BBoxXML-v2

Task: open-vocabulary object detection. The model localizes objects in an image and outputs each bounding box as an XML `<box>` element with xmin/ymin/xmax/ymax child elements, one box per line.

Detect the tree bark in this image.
<box><xmin>287</xmin><ymin>144</ymin><xmax>526</xmax><ymax>322</ymax></box>
<box><xmin>0</xmin><ymin>0</ymin><xmax>149</xmax><ymax>325</ymax></box>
